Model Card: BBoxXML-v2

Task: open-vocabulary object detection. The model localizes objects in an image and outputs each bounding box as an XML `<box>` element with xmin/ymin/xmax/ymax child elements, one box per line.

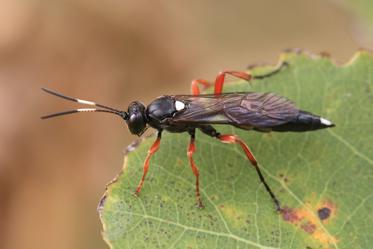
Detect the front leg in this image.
<box><xmin>134</xmin><ymin>131</ymin><xmax>162</xmax><ymax>195</ymax></box>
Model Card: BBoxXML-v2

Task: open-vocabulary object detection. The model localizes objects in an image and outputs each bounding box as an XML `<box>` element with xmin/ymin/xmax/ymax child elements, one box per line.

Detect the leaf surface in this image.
<box><xmin>99</xmin><ymin>51</ymin><xmax>373</xmax><ymax>249</ymax></box>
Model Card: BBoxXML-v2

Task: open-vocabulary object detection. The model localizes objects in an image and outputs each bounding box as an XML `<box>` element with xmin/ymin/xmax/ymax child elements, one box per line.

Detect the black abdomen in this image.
<box><xmin>270</xmin><ymin>111</ymin><xmax>335</xmax><ymax>132</ymax></box>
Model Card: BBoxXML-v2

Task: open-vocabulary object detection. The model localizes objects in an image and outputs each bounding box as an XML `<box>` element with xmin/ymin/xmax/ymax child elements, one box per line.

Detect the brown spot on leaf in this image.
<box><xmin>97</xmin><ymin>194</ymin><xmax>107</xmax><ymax>212</ymax></box>
<box><xmin>316</xmin><ymin>199</ymin><xmax>337</xmax><ymax>223</ymax></box>
<box><xmin>281</xmin><ymin>206</ymin><xmax>301</xmax><ymax>223</ymax></box>
<box><xmin>318</xmin><ymin>207</ymin><xmax>331</xmax><ymax>220</ymax></box>
<box><xmin>279</xmin><ymin>173</ymin><xmax>290</xmax><ymax>183</ymax></box>
<box><xmin>281</xmin><ymin>204</ymin><xmax>337</xmax><ymax>246</ymax></box>
<box><xmin>301</xmin><ymin>221</ymin><xmax>316</xmax><ymax>234</ymax></box>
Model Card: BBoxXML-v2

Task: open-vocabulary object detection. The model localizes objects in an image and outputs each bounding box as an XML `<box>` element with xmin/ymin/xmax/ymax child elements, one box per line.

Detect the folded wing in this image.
<box><xmin>170</xmin><ymin>92</ymin><xmax>299</xmax><ymax>129</ymax></box>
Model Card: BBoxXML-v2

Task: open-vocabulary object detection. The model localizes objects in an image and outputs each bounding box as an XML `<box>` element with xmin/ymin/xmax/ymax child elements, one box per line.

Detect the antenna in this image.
<box><xmin>41</xmin><ymin>88</ymin><xmax>128</xmax><ymax>120</ymax></box>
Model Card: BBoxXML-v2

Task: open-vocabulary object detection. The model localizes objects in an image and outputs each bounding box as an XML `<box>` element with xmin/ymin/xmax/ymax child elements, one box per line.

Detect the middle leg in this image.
<box><xmin>187</xmin><ymin>129</ymin><xmax>204</xmax><ymax>208</ymax></box>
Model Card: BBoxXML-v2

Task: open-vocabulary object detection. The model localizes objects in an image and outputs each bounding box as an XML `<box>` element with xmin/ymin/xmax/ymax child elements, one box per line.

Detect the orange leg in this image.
<box><xmin>218</xmin><ymin>134</ymin><xmax>257</xmax><ymax>166</ymax></box>
<box><xmin>190</xmin><ymin>72</ymin><xmax>252</xmax><ymax>96</ymax></box>
<box><xmin>190</xmin><ymin>62</ymin><xmax>288</xmax><ymax>96</ymax></box>
<box><xmin>214</xmin><ymin>71</ymin><xmax>252</xmax><ymax>95</ymax></box>
<box><xmin>191</xmin><ymin>79</ymin><xmax>212</xmax><ymax>95</ymax></box>
<box><xmin>217</xmin><ymin>134</ymin><xmax>281</xmax><ymax>211</ymax></box>
<box><xmin>135</xmin><ymin>132</ymin><xmax>162</xmax><ymax>195</ymax></box>
<box><xmin>187</xmin><ymin>130</ymin><xmax>204</xmax><ymax>208</ymax></box>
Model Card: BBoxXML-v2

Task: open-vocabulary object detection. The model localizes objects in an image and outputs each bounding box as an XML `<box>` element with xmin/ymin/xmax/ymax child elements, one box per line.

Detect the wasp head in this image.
<box><xmin>126</xmin><ymin>101</ymin><xmax>147</xmax><ymax>136</ymax></box>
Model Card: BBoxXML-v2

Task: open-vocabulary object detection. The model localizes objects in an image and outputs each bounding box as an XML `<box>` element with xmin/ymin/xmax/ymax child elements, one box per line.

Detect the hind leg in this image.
<box><xmin>200</xmin><ymin>126</ymin><xmax>281</xmax><ymax>211</ymax></box>
<box><xmin>190</xmin><ymin>62</ymin><xmax>287</xmax><ymax>96</ymax></box>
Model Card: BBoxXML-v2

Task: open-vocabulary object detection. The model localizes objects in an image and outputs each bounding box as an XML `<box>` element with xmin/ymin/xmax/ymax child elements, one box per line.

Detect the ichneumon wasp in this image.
<box><xmin>42</xmin><ymin>62</ymin><xmax>335</xmax><ymax>210</ymax></box>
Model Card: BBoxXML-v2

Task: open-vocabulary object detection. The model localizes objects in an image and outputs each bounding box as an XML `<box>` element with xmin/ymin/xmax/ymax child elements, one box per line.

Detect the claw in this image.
<box><xmin>196</xmin><ymin>199</ymin><xmax>205</xmax><ymax>209</ymax></box>
<box><xmin>275</xmin><ymin>201</ymin><xmax>282</xmax><ymax>213</ymax></box>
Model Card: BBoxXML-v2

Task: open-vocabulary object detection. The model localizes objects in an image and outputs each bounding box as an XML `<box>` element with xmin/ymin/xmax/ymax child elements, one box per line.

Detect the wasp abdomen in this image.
<box><xmin>271</xmin><ymin>111</ymin><xmax>335</xmax><ymax>132</ymax></box>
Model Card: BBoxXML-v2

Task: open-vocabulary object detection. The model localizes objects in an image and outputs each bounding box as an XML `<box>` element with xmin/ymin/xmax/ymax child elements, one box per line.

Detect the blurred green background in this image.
<box><xmin>0</xmin><ymin>1</ymin><xmax>371</xmax><ymax>249</ymax></box>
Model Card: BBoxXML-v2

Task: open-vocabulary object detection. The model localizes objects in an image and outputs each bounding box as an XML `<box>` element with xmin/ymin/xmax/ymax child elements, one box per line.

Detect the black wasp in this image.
<box><xmin>42</xmin><ymin>62</ymin><xmax>335</xmax><ymax>210</ymax></box>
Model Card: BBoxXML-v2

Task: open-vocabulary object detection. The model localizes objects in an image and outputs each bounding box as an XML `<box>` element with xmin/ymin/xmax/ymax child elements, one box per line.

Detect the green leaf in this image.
<box><xmin>99</xmin><ymin>51</ymin><xmax>373</xmax><ymax>249</ymax></box>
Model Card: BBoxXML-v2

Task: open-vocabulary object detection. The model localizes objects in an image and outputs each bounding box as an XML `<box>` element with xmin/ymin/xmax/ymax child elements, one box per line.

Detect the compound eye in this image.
<box><xmin>128</xmin><ymin>113</ymin><xmax>146</xmax><ymax>135</ymax></box>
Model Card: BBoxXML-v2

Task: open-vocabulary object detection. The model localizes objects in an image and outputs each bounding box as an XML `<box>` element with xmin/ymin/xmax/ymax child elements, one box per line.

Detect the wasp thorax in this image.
<box><xmin>127</xmin><ymin>101</ymin><xmax>147</xmax><ymax>135</ymax></box>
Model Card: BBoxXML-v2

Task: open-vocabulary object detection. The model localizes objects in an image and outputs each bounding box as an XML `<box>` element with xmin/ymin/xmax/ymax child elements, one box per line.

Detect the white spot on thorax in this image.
<box><xmin>175</xmin><ymin>100</ymin><xmax>185</xmax><ymax>111</ymax></box>
<box><xmin>320</xmin><ymin>117</ymin><xmax>332</xmax><ymax>126</ymax></box>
